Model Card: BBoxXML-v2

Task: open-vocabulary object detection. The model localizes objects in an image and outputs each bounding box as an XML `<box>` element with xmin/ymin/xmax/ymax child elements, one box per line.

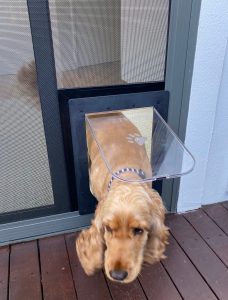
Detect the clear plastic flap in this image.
<box><xmin>86</xmin><ymin>107</ymin><xmax>195</xmax><ymax>183</ymax></box>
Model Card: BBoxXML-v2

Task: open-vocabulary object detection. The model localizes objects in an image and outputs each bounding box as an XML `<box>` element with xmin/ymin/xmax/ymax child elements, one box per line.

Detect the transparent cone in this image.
<box><xmin>86</xmin><ymin>107</ymin><xmax>195</xmax><ymax>183</ymax></box>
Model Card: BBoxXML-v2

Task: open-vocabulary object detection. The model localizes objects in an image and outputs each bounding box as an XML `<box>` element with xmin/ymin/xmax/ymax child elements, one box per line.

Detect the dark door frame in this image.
<box><xmin>0</xmin><ymin>0</ymin><xmax>72</xmax><ymax>224</ymax></box>
<box><xmin>163</xmin><ymin>0</ymin><xmax>201</xmax><ymax>211</ymax></box>
<box><xmin>0</xmin><ymin>0</ymin><xmax>201</xmax><ymax>244</ymax></box>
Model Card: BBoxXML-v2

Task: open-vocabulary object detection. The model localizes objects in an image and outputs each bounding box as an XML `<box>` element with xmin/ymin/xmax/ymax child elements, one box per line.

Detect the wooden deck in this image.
<box><xmin>1</xmin><ymin>202</ymin><xmax>228</xmax><ymax>300</ymax></box>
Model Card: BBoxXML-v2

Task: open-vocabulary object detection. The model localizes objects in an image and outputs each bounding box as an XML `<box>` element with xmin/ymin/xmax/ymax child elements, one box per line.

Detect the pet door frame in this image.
<box><xmin>69</xmin><ymin>91</ymin><xmax>169</xmax><ymax>214</ymax></box>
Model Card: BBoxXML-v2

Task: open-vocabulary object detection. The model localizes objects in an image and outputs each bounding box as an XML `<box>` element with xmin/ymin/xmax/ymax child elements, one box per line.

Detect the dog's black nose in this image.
<box><xmin>110</xmin><ymin>270</ymin><xmax>128</xmax><ymax>281</ymax></box>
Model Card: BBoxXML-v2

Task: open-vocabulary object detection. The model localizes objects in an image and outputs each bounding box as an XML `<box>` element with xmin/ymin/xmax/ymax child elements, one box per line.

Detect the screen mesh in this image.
<box><xmin>0</xmin><ymin>1</ymin><xmax>54</xmax><ymax>213</ymax></box>
<box><xmin>49</xmin><ymin>0</ymin><xmax>169</xmax><ymax>89</ymax></box>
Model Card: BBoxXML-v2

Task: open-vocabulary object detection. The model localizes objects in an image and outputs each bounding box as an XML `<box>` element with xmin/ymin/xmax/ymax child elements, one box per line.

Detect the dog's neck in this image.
<box><xmin>107</xmin><ymin>167</ymin><xmax>146</xmax><ymax>192</ymax></box>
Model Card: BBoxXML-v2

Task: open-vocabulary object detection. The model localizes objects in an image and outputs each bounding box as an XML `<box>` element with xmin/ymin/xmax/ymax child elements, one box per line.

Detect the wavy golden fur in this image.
<box><xmin>16</xmin><ymin>61</ymin><xmax>169</xmax><ymax>283</ymax></box>
<box><xmin>76</xmin><ymin>113</ymin><xmax>169</xmax><ymax>283</ymax></box>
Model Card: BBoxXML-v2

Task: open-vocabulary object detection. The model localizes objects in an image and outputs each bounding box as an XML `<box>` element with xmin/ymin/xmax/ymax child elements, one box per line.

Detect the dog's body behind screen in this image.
<box><xmin>76</xmin><ymin>112</ymin><xmax>169</xmax><ymax>283</ymax></box>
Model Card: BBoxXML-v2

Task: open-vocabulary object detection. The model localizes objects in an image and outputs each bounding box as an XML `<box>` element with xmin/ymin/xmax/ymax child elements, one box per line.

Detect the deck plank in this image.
<box><xmin>222</xmin><ymin>201</ymin><xmax>228</xmax><ymax>210</ymax></box>
<box><xmin>185</xmin><ymin>209</ymin><xmax>228</xmax><ymax>267</ymax></box>
<box><xmin>65</xmin><ymin>233</ymin><xmax>112</xmax><ymax>300</ymax></box>
<box><xmin>39</xmin><ymin>235</ymin><xmax>77</xmax><ymax>300</ymax></box>
<box><xmin>203</xmin><ymin>204</ymin><xmax>228</xmax><ymax>235</ymax></box>
<box><xmin>9</xmin><ymin>241</ymin><xmax>42</xmax><ymax>300</ymax></box>
<box><xmin>139</xmin><ymin>262</ymin><xmax>182</xmax><ymax>300</ymax></box>
<box><xmin>0</xmin><ymin>246</ymin><xmax>9</xmax><ymax>300</ymax></box>
<box><xmin>107</xmin><ymin>277</ymin><xmax>147</xmax><ymax>300</ymax></box>
<box><xmin>167</xmin><ymin>215</ymin><xmax>228</xmax><ymax>300</ymax></box>
<box><xmin>163</xmin><ymin>234</ymin><xmax>216</xmax><ymax>300</ymax></box>
<box><xmin>3</xmin><ymin>202</ymin><xmax>228</xmax><ymax>300</ymax></box>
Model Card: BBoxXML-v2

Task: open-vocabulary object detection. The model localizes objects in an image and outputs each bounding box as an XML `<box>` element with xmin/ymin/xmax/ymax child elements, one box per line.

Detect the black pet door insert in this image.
<box><xmin>69</xmin><ymin>91</ymin><xmax>169</xmax><ymax>214</ymax></box>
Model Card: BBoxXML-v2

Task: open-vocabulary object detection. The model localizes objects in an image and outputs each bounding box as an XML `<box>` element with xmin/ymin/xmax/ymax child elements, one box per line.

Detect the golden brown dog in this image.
<box><xmin>17</xmin><ymin>61</ymin><xmax>169</xmax><ymax>283</ymax></box>
<box><xmin>76</xmin><ymin>112</ymin><xmax>169</xmax><ymax>283</ymax></box>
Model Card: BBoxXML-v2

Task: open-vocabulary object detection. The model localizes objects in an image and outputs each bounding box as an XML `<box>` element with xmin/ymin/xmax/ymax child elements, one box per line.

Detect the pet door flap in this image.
<box><xmin>86</xmin><ymin>107</ymin><xmax>195</xmax><ymax>183</ymax></box>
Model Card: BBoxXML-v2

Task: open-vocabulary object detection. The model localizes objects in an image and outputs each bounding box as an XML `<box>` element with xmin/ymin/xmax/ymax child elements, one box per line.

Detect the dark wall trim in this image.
<box><xmin>163</xmin><ymin>0</ymin><xmax>201</xmax><ymax>211</ymax></box>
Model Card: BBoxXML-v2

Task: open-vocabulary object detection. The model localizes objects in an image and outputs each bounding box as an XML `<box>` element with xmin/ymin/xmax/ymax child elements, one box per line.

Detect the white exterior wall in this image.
<box><xmin>177</xmin><ymin>0</ymin><xmax>228</xmax><ymax>212</ymax></box>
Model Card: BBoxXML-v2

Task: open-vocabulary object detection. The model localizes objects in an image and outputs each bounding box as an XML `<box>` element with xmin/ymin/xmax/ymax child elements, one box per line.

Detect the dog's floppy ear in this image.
<box><xmin>143</xmin><ymin>189</ymin><xmax>169</xmax><ymax>264</ymax></box>
<box><xmin>76</xmin><ymin>203</ymin><xmax>104</xmax><ymax>275</ymax></box>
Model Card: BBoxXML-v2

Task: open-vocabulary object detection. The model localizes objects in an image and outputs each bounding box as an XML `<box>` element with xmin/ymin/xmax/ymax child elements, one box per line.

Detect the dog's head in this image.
<box><xmin>76</xmin><ymin>184</ymin><xmax>169</xmax><ymax>283</ymax></box>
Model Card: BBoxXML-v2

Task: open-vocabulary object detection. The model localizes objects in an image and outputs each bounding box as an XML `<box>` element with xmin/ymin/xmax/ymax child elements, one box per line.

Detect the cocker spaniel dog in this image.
<box><xmin>76</xmin><ymin>112</ymin><xmax>169</xmax><ymax>283</ymax></box>
<box><xmin>16</xmin><ymin>61</ymin><xmax>169</xmax><ymax>283</ymax></box>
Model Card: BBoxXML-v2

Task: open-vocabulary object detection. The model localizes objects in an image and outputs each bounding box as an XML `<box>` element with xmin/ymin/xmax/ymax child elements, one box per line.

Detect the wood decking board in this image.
<box><xmin>163</xmin><ymin>234</ymin><xmax>216</xmax><ymax>300</ymax></box>
<box><xmin>203</xmin><ymin>204</ymin><xmax>228</xmax><ymax>235</ymax></box>
<box><xmin>222</xmin><ymin>201</ymin><xmax>228</xmax><ymax>210</ymax></box>
<box><xmin>2</xmin><ymin>201</ymin><xmax>228</xmax><ymax>300</ymax></box>
<box><xmin>167</xmin><ymin>214</ymin><xmax>228</xmax><ymax>300</ymax></box>
<box><xmin>39</xmin><ymin>235</ymin><xmax>77</xmax><ymax>300</ymax></box>
<box><xmin>65</xmin><ymin>233</ymin><xmax>112</xmax><ymax>300</ymax></box>
<box><xmin>0</xmin><ymin>246</ymin><xmax>9</xmax><ymax>300</ymax></box>
<box><xmin>106</xmin><ymin>278</ymin><xmax>147</xmax><ymax>300</ymax></box>
<box><xmin>185</xmin><ymin>209</ymin><xmax>228</xmax><ymax>267</ymax></box>
<box><xmin>139</xmin><ymin>262</ymin><xmax>182</xmax><ymax>300</ymax></box>
<box><xmin>9</xmin><ymin>241</ymin><xmax>42</xmax><ymax>300</ymax></box>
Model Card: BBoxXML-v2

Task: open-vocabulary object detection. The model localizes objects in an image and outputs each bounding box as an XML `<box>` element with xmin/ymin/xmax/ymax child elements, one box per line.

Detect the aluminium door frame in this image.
<box><xmin>163</xmin><ymin>0</ymin><xmax>201</xmax><ymax>212</ymax></box>
<box><xmin>0</xmin><ymin>0</ymin><xmax>72</xmax><ymax>225</ymax></box>
<box><xmin>0</xmin><ymin>0</ymin><xmax>201</xmax><ymax>244</ymax></box>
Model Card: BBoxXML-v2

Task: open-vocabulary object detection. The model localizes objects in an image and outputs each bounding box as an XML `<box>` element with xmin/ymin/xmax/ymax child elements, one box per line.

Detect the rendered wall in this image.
<box><xmin>177</xmin><ymin>0</ymin><xmax>228</xmax><ymax>212</ymax></box>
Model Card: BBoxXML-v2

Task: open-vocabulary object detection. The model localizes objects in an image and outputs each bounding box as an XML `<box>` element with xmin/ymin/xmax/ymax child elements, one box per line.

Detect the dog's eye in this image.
<box><xmin>105</xmin><ymin>225</ymin><xmax>112</xmax><ymax>233</ymax></box>
<box><xmin>133</xmin><ymin>228</ymin><xmax>144</xmax><ymax>235</ymax></box>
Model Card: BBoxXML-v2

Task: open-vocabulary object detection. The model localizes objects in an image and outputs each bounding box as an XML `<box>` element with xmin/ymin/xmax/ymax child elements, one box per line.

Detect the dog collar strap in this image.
<box><xmin>107</xmin><ymin>168</ymin><xmax>146</xmax><ymax>191</ymax></box>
